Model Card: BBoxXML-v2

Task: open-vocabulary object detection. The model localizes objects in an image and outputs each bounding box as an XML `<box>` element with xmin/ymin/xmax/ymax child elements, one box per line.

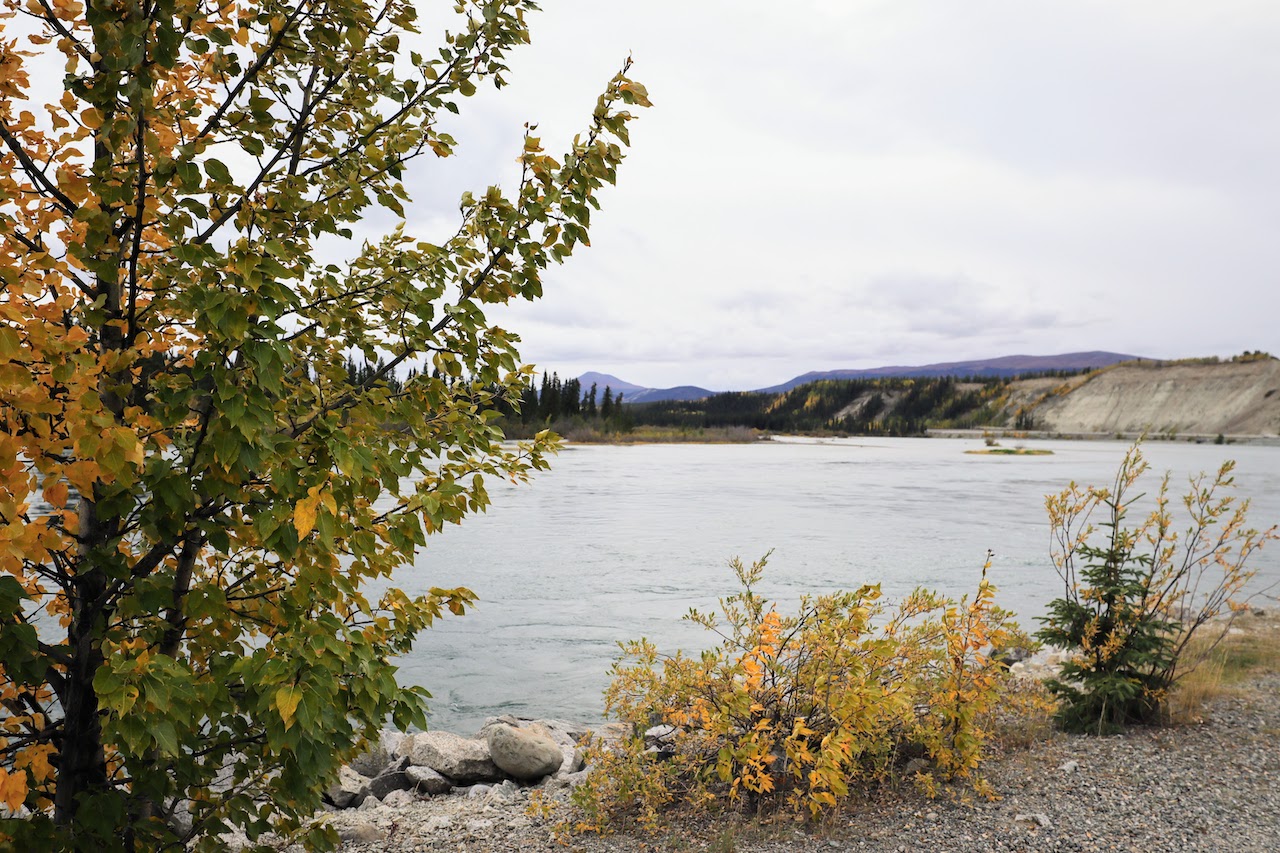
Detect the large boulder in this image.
<box><xmin>478</xmin><ymin>716</ymin><xmax>587</xmax><ymax>781</ymax></box>
<box><xmin>532</xmin><ymin>719</ymin><xmax>588</xmax><ymax>778</ymax></box>
<box><xmin>406</xmin><ymin>765</ymin><xmax>453</xmax><ymax>795</ymax></box>
<box><xmin>485</xmin><ymin>723</ymin><xmax>563</xmax><ymax>781</ymax></box>
<box><xmin>366</xmin><ymin>768</ymin><xmax>413</xmax><ymax>801</ymax></box>
<box><xmin>324</xmin><ymin>765</ymin><xmax>370</xmax><ymax>809</ymax></box>
<box><xmin>349</xmin><ymin>744</ymin><xmax>391</xmax><ymax>779</ymax></box>
<box><xmin>406</xmin><ymin>731</ymin><xmax>503</xmax><ymax>784</ymax></box>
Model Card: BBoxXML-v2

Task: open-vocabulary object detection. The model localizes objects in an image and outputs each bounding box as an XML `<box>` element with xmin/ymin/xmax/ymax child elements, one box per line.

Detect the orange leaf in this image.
<box><xmin>42</xmin><ymin>480</ymin><xmax>67</xmax><ymax>507</ymax></box>
<box><xmin>0</xmin><ymin>767</ymin><xmax>27</xmax><ymax>812</ymax></box>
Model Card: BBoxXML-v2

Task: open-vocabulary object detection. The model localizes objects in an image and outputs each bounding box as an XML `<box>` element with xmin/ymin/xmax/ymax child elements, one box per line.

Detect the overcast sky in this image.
<box><xmin>403</xmin><ymin>2</ymin><xmax>1280</xmax><ymax>390</ymax></box>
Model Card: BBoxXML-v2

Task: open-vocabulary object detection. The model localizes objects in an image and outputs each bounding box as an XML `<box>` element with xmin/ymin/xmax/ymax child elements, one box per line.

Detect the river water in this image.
<box><xmin>381</xmin><ymin>437</ymin><xmax>1280</xmax><ymax>733</ymax></box>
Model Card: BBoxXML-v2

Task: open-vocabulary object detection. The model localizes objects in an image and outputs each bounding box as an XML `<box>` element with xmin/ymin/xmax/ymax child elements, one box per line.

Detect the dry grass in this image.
<box><xmin>562</xmin><ymin>424</ymin><xmax>765</xmax><ymax>444</ymax></box>
<box><xmin>986</xmin><ymin>680</ymin><xmax>1057</xmax><ymax>751</ymax></box>
<box><xmin>1164</xmin><ymin>609</ymin><xmax>1280</xmax><ymax>724</ymax></box>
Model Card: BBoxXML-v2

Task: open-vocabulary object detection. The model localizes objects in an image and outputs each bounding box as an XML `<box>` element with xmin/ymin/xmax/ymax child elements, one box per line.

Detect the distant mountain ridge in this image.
<box><xmin>578</xmin><ymin>352</ymin><xmax>1141</xmax><ymax>403</ymax></box>
<box><xmin>575</xmin><ymin>372</ymin><xmax>714</xmax><ymax>404</ymax></box>
<box><xmin>756</xmin><ymin>351</ymin><xmax>1140</xmax><ymax>393</ymax></box>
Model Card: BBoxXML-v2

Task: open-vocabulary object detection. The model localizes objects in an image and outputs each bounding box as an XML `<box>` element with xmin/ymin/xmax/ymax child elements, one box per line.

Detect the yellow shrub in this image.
<box><xmin>572</xmin><ymin>553</ymin><xmax>1026</xmax><ymax>830</ymax></box>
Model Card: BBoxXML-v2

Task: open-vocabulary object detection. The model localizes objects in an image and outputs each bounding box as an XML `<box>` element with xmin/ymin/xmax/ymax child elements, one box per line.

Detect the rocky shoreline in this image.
<box><xmin>314</xmin><ymin>674</ymin><xmax>1279</xmax><ymax>852</ymax></box>
<box><xmin>232</xmin><ymin>614</ymin><xmax>1278</xmax><ymax>852</ymax></box>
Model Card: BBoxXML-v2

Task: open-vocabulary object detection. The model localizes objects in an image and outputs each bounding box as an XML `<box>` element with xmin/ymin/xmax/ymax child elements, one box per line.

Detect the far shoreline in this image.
<box><xmin>531</xmin><ymin>427</ymin><xmax>1280</xmax><ymax>447</ymax></box>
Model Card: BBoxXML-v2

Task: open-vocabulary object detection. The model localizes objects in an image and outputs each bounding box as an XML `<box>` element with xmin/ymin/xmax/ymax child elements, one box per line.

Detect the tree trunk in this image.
<box><xmin>52</xmin><ymin>629</ymin><xmax>108</xmax><ymax>826</ymax></box>
<box><xmin>53</xmin><ymin>496</ymin><xmax>115</xmax><ymax>828</ymax></box>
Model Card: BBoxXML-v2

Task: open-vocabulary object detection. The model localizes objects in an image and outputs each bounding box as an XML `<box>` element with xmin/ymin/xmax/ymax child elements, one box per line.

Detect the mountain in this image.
<box><xmin>756</xmin><ymin>351</ymin><xmax>1140</xmax><ymax>393</ymax></box>
<box><xmin>625</xmin><ymin>385</ymin><xmax>715</xmax><ymax>404</ymax></box>
<box><xmin>575</xmin><ymin>372</ymin><xmax>713</xmax><ymax>404</ymax></box>
<box><xmin>576</xmin><ymin>372</ymin><xmax>649</xmax><ymax>396</ymax></box>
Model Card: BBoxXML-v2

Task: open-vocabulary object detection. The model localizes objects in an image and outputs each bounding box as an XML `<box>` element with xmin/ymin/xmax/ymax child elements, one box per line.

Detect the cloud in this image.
<box><xmin>335</xmin><ymin>2</ymin><xmax>1280</xmax><ymax>388</ymax></box>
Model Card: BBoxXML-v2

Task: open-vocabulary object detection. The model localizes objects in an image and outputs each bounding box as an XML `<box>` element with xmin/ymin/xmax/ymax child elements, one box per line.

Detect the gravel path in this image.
<box><xmin>330</xmin><ymin>670</ymin><xmax>1279</xmax><ymax>853</ymax></box>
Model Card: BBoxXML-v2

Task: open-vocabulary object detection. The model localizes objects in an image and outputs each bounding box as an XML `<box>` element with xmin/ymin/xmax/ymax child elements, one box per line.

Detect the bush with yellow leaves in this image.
<box><xmin>570</xmin><ymin>552</ymin><xmax>1030</xmax><ymax>831</ymax></box>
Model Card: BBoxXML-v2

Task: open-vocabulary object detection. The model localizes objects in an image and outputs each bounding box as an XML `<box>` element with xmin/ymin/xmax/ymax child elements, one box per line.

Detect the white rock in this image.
<box><xmin>486</xmin><ymin>723</ymin><xmax>563</xmax><ymax>781</ymax></box>
<box><xmin>324</xmin><ymin>765</ymin><xmax>370</xmax><ymax>809</ymax></box>
<box><xmin>381</xmin><ymin>789</ymin><xmax>414</xmax><ymax>808</ymax></box>
<box><xmin>486</xmin><ymin>780</ymin><xmax>521</xmax><ymax>804</ymax></box>
<box><xmin>423</xmin><ymin>815</ymin><xmax>454</xmax><ymax>832</ymax></box>
<box><xmin>409</xmin><ymin>731</ymin><xmax>503</xmax><ymax>783</ymax></box>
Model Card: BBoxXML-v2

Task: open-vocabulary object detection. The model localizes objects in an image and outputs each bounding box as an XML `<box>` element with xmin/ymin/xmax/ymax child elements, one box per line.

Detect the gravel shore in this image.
<box><xmin>328</xmin><ymin>668</ymin><xmax>1278</xmax><ymax>853</ymax></box>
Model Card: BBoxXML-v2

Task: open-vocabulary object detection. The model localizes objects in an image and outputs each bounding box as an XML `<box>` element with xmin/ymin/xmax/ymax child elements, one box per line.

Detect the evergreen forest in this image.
<box><xmin>496</xmin><ymin>371</ymin><xmax>1090</xmax><ymax>437</ymax></box>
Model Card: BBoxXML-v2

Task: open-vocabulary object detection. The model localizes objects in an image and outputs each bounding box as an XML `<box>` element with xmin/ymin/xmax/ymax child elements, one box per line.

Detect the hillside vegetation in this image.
<box><xmin>618</xmin><ymin>354</ymin><xmax>1280</xmax><ymax>438</ymax></box>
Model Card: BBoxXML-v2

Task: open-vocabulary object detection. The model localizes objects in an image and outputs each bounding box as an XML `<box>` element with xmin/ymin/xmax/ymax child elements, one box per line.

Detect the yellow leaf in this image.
<box><xmin>0</xmin><ymin>767</ymin><xmax>26</xmax><ymax>812</ymax></box>
<box><xmin>80</xmin><ymin>107</ymin><xmax>103</xmax><ymax>129</ymax></box>
<box><xmin>293</xmin><ymin>488</ymin><xmax>321</xmax><ymax>539</ymax></box>
<box><xmin>275</xmin><ymin>685</ymin><xmax>301</xmax><ymax>730</ymax></box>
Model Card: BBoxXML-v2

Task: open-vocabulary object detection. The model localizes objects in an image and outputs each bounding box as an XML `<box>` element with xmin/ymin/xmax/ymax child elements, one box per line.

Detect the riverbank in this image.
<box><xmin>316</xmin><ymin>611</ymin><xmax>1280</xmax><ymax>852</ymax></box>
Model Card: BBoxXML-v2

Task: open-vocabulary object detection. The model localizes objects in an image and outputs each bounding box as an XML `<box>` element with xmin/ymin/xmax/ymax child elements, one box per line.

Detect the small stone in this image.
<box><xmin>357</xmin><ymin>795</ymin><xmax>381</xmax><ymax>811</ymax></box>
<box><xmin>644</xmin><ymin>724</ymin><xmax>677</xmax><ymax>742</ymax></box>
<box><xmin>381</xmin><ymin>789</ymin><xmax>414</xmax><ymax>808</ymax></box>
<box><xmin>1059</xmin><ymin>760</ymin><xmax>1079</xmax><ymax>774</ymax></box>
<box><xmin>487</xmin><ymin>780</ymin><xmax>521</xmax><ymax>804</ymax></box>
<box><xmin>903</xmin><ymin>757</ymin><xmax>931</xmax><ymax>777</ymax></box>
<box><xmin>423</xmin><ymin>815</ymin><xmax>454</xmax><ymax>832</ymax></box>
<box><xmin>337</xmin><ymin>820</ymin><xmax>386</xmax><ymax>843</ymax></box>
<box><xmin>1015</xmin><ymin>812</ymin><xmax>1052</xmax><ymax>828</ymax></box>
<box><xmin>466</xmin><ymin>784</ymin><xmax>492</xmax><ymax>799</ymax></box>
<box><xmin>926</xmin><ymin>811</ymin><xmax>938</xmax><ymax>821</ymax></box>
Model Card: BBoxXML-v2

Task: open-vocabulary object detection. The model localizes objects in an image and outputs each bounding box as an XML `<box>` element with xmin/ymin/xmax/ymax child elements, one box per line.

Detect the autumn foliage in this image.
<box><xmin>571</xmin><ymin>554</ymin><xmax>1028</xmax><ymax>832</ymax></box>
<box><xmin>0</xmin><ymin>0</ymin><xmax>644</xmax><ymax>848</ymax></box>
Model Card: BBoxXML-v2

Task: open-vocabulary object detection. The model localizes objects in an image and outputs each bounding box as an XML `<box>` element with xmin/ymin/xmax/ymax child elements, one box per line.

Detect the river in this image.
<box><xmin>378</xmin><ymin>436</ymin><xmax>1280</xmax><ymax>732</ymax></box>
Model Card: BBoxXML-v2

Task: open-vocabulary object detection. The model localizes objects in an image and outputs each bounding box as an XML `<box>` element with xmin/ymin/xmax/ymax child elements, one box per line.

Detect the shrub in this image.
<box><xmin>570</xmin><ymin>553</ymin><xmax>1027</xmax><ymax>831</ymax></box>
<box><xmin>1037</xmin><ymin>443</ymin><xmax>1277</xmax><ymax>733</ymax></box>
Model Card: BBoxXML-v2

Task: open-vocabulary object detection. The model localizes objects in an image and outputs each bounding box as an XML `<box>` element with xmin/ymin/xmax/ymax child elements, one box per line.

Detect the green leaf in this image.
<box><xmin>204</xmin><ymin>158</ymin><xmax>233</xmax><ymax>185</ymax></box>
<box><xmin>153</xmin><ymin>721</ymin><xmax>179</xmax><ymax>756</ymax></box>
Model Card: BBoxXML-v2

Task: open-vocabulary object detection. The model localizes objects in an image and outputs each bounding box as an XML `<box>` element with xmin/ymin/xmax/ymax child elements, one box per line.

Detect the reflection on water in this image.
<box><xmin>369</xmin><ymin>437</ymin><xmax>1280</xmax><ymax>732</ymax></box>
